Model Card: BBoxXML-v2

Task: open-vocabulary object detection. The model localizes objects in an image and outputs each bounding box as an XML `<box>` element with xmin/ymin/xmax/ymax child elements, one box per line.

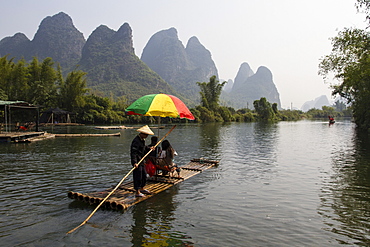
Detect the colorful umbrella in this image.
<box><xmin>125</xmin><ymin>94</ymin><xmax>195</xmax><ymax>120</ymax></box>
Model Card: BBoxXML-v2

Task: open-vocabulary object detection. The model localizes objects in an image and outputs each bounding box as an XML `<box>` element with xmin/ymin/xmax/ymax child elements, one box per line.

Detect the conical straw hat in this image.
<box><xmin>137</xmin><ymin>125</ymin><xmax>154</xmax><ymax>135</ymax></box>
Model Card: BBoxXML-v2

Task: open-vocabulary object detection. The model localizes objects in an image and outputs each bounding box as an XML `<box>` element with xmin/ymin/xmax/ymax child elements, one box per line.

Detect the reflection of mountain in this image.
<box><xmin>318</xmin><ymin>129</ymin><xmax>370</xmax><ymax>245</ymax></box>
<box><xmin>131</xmin><ymin>187</ymin><xmax>193</xmax><ymax>246</ymax></box>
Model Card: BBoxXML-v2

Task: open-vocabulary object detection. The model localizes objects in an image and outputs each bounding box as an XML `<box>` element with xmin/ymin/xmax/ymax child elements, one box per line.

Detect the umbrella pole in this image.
<box><xmin>66</xmin><ymin>125</ymin><xmax>177</xmax><ymax>235</ymax></box>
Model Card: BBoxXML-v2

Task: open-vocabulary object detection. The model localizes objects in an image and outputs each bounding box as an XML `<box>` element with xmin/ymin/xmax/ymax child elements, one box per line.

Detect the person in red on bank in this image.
<box><xmin>130</xmin><ymin>125</ymin><xmax>154</xmax><ymax>197</ymax></box>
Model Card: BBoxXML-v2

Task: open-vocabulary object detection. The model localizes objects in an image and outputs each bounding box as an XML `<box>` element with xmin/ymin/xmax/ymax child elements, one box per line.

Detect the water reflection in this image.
<box><xmin>130</xmin><ymin>187</ymin><xmax>194</xmax><ymax>246</ymax></box>
<box><xmin>253</xmin><ymin>122</ymin><xmax>279</xmax><ymax>163</ymax></box>
<box><xmin>319</xmin><ymin>128</ymin><xmax>370</xmax><ymax>245</ymax></box>
<box><xmin>199</xmin><ymin>123</ymin><xmax>224</xmax><ymax>159</ymax></box>
<box><xmin>216</xmin><ymin>122</ymin><xmax>279</xmax><ymax>183</ymax></box>
<box><xmin>3</xmin><ymin>122</ymin><xmax>370</xmax><ymax>245</ymax></box>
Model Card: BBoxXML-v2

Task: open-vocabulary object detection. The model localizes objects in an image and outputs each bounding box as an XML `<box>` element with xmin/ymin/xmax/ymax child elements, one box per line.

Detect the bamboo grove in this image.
<box><xmin>0</xmin><ymin>56</ymin><xmax>128</xmax><ymax>124</ymax></box>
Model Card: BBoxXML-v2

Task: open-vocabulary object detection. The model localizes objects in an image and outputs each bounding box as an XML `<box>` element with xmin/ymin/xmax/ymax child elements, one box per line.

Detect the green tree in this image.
<box><xmin>0</xmin><ymin>56</ymin><xmax>133</xmax><ymax>124</ymax></box>
<box><xmin>0</xmin><ymin>56</ymin><xmax>13</xmax><ymax>98</ymax></box>
<box><xmin>9</xmin><ymin>58</ymin><xmax>29</xmax><ymax>100</ymax></box>
<box><xmin>0</xmin><ymin>88</ymin><xmax>7</xmax><ymax>100</ymax></box>
<box><xmin>253</xmin><ymin>97</ymin><xmax>275</xmax><ymax>121</ymax></box>
<box><xmin>60</xmin><ymin>69</ymin><xmax>88</xmax><ymax>112</ymax></box>
<box><xmin>356</xmin><ymin>0</ymin><xmax>370</xmax><ymax>24</ymax></box>
<box><xmin>319</xmin><ymin>1</ymin><xmax>370</xmax><ymax>130</ymax></box>
<box><xmin>197</xmin><ymin>75</ymin><xmax>226</xmax><ymax>111</ymax></box>
<box><xmin>334</xmin><ymin>100</ymin><xmax>347</xmax><ymax>112</ymax></box>
<box><xmin>272</xmin><ymin>103</ymin><xmax>278</xmax><ymax>114</ymax></box>
<box><xmin>319</xmin><ymin>27</ymin><xmax>370</xmax><ymax>130</ymax></box>
<box><xmin>194</xmin><ymin>105</ymin><xmax>222</xmax><ymax>122</ymax></box>
<box><xmin>25</xmin><ymin>57</ymin><xmax>59</xmax><ymax>106</ymax></box>
<box><xmin>27</xmin><ymin>57</ymin><xmax>42</xmax><ymax>102</ymax></box>
<box><xmin>278</xmin><ymin>109</ymin><xmax>304</xmax><ymax>121</ymax></box>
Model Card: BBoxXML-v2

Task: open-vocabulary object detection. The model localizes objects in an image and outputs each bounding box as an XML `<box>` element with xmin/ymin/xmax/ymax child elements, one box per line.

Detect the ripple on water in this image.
<box><xmin>1</xmin><ymin>121</ymin><xmax>370</xmax><ymax>246</ymax></box>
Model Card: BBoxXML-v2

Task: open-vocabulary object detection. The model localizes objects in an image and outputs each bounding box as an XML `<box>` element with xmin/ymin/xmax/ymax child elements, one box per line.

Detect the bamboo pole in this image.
<box><xmin>66</xmin><ymin>125</ymin><xmax>176</xmax><ymax>234</ymax></box>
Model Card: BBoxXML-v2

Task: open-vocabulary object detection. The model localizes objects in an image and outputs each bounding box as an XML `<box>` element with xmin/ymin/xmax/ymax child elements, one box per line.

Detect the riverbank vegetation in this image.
<box><xmin>0</xmin><ymin>56</ymin><xmax>350</xmax><ymax>125</ymax></box>
<box><xmin>319</xmin><ymin>0</ymin><xmax>370</xmax><ymax>130</ymax></box>
<box><xmin>191</xmin><ymin>75</ymin><xmax>351</xmax><ymax>123</ymax></box>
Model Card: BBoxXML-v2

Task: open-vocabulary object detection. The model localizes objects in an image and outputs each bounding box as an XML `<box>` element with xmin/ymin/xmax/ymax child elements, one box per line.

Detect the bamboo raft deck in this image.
<box><xmin>55</xmin><ymin>133</ymin><xmax>121</xmax><ymax>137</ymax></box>
<box><xmin>94</xmin><ymin>126</ymin><xmax>164</xmax><ymax>130</ymax></box>
<box><xmin>0</xmin><ymin>132</ymin><xmax>120</xmax><ymax>142</ymax></box>
<box><xmin>68</xmin><ymin>159</ymin><xmax>219</xmax><ymax>211</ymax></box>
<box><xmin>0</xmin><ymin>131</ymin><xmax>53</xmax><ymax>143</ymax></box>
<box><xmin>94</xmin><ymin>126</ymin><xmax>135</xmax><ymax>130</ymax></box>
<box><xmin>40</xmin><ymin>123</ymin><xmax>84</xmax><ymax>126</ymax></box>
<box><xmin>17</xmin><ymin>132</ymin><xmax>56</xmax><ymax>143</ymax></box>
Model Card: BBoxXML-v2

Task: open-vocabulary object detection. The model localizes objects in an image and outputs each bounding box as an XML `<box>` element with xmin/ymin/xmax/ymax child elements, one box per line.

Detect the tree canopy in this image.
<box><xmin>0</xmin><ymin>56</ymin><xmax>127</xmax><ymax>124</ymax></box>
<box><xmin>253</xmin><ymin>97</ymin><xmax>276</xmax><ymax>121</ymax></box>
<box><xmin>319</xmin><ymin>1</ymin><xmax>370</xmax><ymax>130</ymax></box>
<box><xmin>197</xmin><ymin>75</ymin><xmax>226</xmax><ymax>111</ymax></box>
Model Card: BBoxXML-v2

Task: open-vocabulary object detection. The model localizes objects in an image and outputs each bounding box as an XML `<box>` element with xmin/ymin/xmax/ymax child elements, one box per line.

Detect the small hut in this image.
<box><xmin>40</xmin><ymin>108</ymin><xmax>76</xmax><ymax>125</ymax></box>
<box><xmin>0</xmin><ymin>100</ymin><xmax>39</xmax><ymax>132</ymax></box>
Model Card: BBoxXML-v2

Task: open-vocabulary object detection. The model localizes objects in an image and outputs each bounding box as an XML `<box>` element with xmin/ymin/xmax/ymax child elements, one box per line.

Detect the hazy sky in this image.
<box><xmin>1</xmin><ymin>0</ymin><xmax>367</xmax><ymax>109</ymax></box>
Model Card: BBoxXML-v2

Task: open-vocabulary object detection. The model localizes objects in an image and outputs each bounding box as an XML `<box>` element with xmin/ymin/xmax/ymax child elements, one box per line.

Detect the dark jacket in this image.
<box><xmin>130</xmin><ymin>135</ymin><xmax>146</xmax><ymax>166</ymax></box>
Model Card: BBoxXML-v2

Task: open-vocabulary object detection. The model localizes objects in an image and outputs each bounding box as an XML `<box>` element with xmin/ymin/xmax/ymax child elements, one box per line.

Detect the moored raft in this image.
<box><xmin>55</xmin><ymin>133</ymin><xmax>120</xmax><ymax>137</ymax></box>
<box><xmin>15</xmin><ymin>132</ymin><xmax>55</xmax><ymax>143</ymax></box>
<box><xmin>94</xmin><ymin>126</ymin><xmax>133</xmax><ymax>130</ymax></box>
<box><xmin>68</xmin><ymin>159</ymin><xmax>219</xmax><ymax>211</ymax></box>
<box><xmin>0</xmin><ymin>131</ymin><xmax>52</xmax><ymax>143</ymax></box>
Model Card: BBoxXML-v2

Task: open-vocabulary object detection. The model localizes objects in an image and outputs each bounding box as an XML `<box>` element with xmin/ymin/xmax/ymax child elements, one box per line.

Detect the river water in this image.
<box><xmin>1</xmin><ymin>120</ymin><xmax>370</xmax><ymax>246</ymax></box>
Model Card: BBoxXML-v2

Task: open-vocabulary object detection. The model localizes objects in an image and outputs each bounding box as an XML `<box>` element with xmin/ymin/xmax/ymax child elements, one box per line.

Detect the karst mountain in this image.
<box><xmin>0</xmin><ymin>12</ymin><xmax>282</xmax><ymax>108</ymax></box>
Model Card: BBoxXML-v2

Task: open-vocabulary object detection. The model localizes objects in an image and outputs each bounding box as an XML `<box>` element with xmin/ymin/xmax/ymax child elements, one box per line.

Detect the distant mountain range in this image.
<box><xmin>301</xmin><ymin>95</ymin><xmax>331</xmax><ymax>112</ymax></box>
<box><xmin>0</xmin><ymin>12</ymin><xmax>85</xmax><ymax>71</ymax></box>
<box><xmin>0</xmin><ymin>12</ymin><xmax>175</xmax><ymax>103</ymax></box>
<box><xmin>78</xmin><ymin>23</ymin><xmax>177</xmax><ymax>101</ymax></box>
<box><xmin>221</xmin><ymin>62</ymin><xmax>281</xmax><ymax>109</ymax></box>
<box><xmin>0</xmin><ymin>12</ymin><xmax>282</xmax><ymax>108</ymax></box>
<box><xmin>141</xmin><ymin>28</ymin><xmax>218</xmax><ymax>102</ymax></box>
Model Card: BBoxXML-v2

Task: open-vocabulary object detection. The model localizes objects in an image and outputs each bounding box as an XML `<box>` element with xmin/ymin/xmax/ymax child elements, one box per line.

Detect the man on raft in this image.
<box><xmin>130</xmin><ymin>125</ymin><xmax>154</xmax><ymax>197</ymax></box>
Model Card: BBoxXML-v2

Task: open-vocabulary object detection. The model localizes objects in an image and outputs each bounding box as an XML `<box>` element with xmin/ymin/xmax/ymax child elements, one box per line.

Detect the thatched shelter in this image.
<box><xmin>0</xmin><ymin>100</ymin><xmax>39</xmax><ymax>132</ymax></box>
<box><xmin>39</xmin><ymin>108</ymin><xmax>76</xmax><ymax>125</ymax></box>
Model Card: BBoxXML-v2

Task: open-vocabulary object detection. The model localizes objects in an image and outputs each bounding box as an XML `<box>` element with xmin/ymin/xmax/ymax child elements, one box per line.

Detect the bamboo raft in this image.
<box><xmin>55</xmin><ymin>133</ymin><xmax>121</xmax><ymax>137</ymax></box>
<box><xmin>94</xmin><ymin>126</ymin><xmax>133</xmax><ymax>130</ymax></box>
<box><xmin>0</xmin><ymin>131</ymin><xmax>53</xmax><ymax>143</ymax></box>
<box><xmin>0</xmin><ymin>132</ymin><xmax>120</xmax><ymax>142</ymax></box>
<box><xmin>95</xmin><ymin>125</ymin><xmax>135</xmax><ymax>130</ymax></box>
<box><xmin>68</xmin><ymin>159</ymin><xmax>219</xmax><ymax>211</ymax></box>
<box><xmin>40</xmin><ymin>123</ymin><xmax>84</xmax><ymax>126</ymax></box>
<box><xmin>15</xmin><ymin>132</ymin><xmax>56</xmax><ymax>143</ymax></box>
<box><xmin>94</xmin><ymin>126</ymin><xmax>165</xmax><ymax>130</ymax></box>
